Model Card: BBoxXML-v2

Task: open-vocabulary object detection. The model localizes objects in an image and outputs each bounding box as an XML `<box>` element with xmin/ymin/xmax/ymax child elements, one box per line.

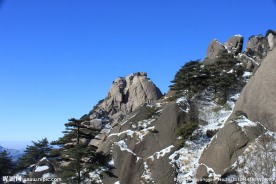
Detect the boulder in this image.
<box><xmin>266</xmin><ymin>29</ymin><xmax>276</xmax><ymax>50</ymax></box>
<box><xmin>100</xmin><ymin>72</ymin><xmax>162</xmax><ymax>116</ymax></box>
<box><xmin>205</xmin><ymin>39</ymin><xmax>228</xmax><ymax>60</ymax></box>
<box><xmin>28</xmin><ymin>157</ymin><xmax>55</xmax><ymax>184</ymax></box>
<box><xmin>245</xmin><ymin>34</ymin><xmax>270</xmax><ymax>61</ymax></box>
<box><xmin>224</xmin><ymin>35</ymin><xmax>244</xmax><ymax>55</ymax></box>
<box><xmin>233</xmin><ymin>47</ymin><xmax>276</xmax><ymax>131</ymax></box>
<box><xmin>198</xmin><ymin>121</ymin><xmax>264</xmax><ymax>176</ymax></box>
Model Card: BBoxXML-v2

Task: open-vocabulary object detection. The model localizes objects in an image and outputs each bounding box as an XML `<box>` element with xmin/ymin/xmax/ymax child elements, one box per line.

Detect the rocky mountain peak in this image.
<box><xmin>100</xmin><ymin>72</ymin><xmax>162</xmax><ymax>117</ymax></box>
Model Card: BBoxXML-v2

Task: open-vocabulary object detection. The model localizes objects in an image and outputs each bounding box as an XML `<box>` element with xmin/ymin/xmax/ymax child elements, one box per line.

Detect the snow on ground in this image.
<box><xmin>170</xmin><ymin>91</ymin><xmax>241</xmax><ymax>183</ymax></box>
<box><xmin>234</xmin><ymin>115</ymin><xmax>258</xmax><ymax>131</ymax></box>
<box><xmin>141</xmin><ymin>162</ymin><xmax>155</xmax><ymax>183</ymax></box>
<box><xmin>231</xmin><ymin>131</ymin><xmax>276</xmax><ymax>184</ymax></box>
<box><xmin>88</xmin><ymin>168</ymin><xmax>106</xmax><ymax>184</ymax></box>
<box><xmin>34</xmin><ymin>165</ymin><xmax>49</xmax><ymax>172</ymax></box>
<box><xmin>108</xmin><ymin>119</ymin><xmax>156</xmax><ymax>143</ymax></box>
<box><xmin>177</xmin><ymin>97</ymin><xmax>190</xmax><ymax>113</ymax></box>
<box><xmin>114</xmin><ymin>140</ymin><xmax>142</xmax><ymax>162</ymax></box>
<box><xmin>148</xmin><ymin>145</ymin><xmax>174</xmax><ymax>161</ymax></box>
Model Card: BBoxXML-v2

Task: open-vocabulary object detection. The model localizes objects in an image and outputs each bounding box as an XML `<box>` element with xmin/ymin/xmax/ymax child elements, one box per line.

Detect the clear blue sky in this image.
<box><xmin>0</xmin><ymin>0</ymin><xmax>275</xmax><ymax>148</ymax></box>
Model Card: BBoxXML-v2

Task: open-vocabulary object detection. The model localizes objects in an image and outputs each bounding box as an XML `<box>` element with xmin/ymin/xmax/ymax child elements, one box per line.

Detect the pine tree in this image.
<box><xmin>0</xmin><ymin>150</ymin><xmax>15</xmax><ymax>183</ymax></box>
<box><xmin>17</xmin><ymin>138</ymin><xmax>52</xmax><ymax>171</ymax></box>
<box><xmin>52</xmin><ymin>117</ymin><xmax>109</xmax><ymax>184</ymax></box>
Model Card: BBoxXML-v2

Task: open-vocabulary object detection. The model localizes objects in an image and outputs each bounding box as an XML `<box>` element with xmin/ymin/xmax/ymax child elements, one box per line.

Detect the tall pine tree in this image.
<box><xmin>52</xmin><ymin>117</ymin><xmax>109</xmax><ymax>184</ymax></box>
<box><xmin>17</xmin><ymin>138</ymin><xmax>52</xmax><ymax>171</ymax></box>
<box><xmin>0</xmin><ymin>150</ymin><xmax>15</xmax><ymax>183</ymax></box>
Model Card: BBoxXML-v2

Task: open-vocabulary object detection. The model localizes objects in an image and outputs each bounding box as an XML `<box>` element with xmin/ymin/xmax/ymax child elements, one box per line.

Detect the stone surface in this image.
<box><xmin>198</xmin><ymin>121</ymin><xmax>264</xmax><ymax>175</ymax></box>
<box><xmin>233</xmin><ymin>48</ymin><xmax>276</xmax><ymax>131</ymax></box>
<box><xmin>100</xmin><ymin>103</ymin><xmax>183</xmax><ymax>184</ymax></box>
<box><xmin>99</xmin><ymin>72</ymin><xmax>162</xmax><ymax>116</ymax></box>
<box><xmin>205</xmin><ymin>39</ymin><xmax>228</xmax><ymax>59</ymax></box>
<box><xmin>224</xmin><ymin>35</ymin><xmax>244</xmax><ymax>55</ymax></box>
<box><xmin>245</xmin><ymin>34</ymin><xmax>270</xmax><ymax>61</ymax></box>
<box><xmin>266</xmin><ymin>30</ymin><xmax>276</xmax><ymax>50</ymax></box>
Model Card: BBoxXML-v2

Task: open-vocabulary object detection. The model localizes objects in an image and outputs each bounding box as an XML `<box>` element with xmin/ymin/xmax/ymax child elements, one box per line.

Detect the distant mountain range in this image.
<box><xmin>0</xmin><ymin>145</ymin><xmax>25</xmax><ymax>163</ymax></box>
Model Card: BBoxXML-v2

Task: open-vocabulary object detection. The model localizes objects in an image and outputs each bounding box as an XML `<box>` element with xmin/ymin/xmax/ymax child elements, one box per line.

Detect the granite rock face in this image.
<box><xmin>245</xmin><ymin>35</ymin><xmax>270</xmax><ymax>62</ymax></box>
<box><xmin>224</xmin><ymin>35</ymin><xmax>244</xmax><ymax>55</ymax></box>
<box><xmin>266</xmin><ymin>29</ymin><xmax>276</xmax><ymax>50</ymax></box>
<box><xmin>100</xmin><ymin>72</ymin><xmax>162</xmax><ymax>116</ymax></box>
<box><xmin>205</xmin><ymin>39</ymin><xmax>228</xmax><ymax>60</ymax></box>
<box><xmin>233</xmin><ymin>47</ymin><xmax>276</xmax><ymax>131</ymax></box>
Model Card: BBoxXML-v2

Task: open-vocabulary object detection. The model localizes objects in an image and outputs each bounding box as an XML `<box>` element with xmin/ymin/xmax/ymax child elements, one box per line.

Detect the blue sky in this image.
<box><xmin>0</xmin><ymin>0</ymin><xmax>275</xmax><ymax>148</ymax></box>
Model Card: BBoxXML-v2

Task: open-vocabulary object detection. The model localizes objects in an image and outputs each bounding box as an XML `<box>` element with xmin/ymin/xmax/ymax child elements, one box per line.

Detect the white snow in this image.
<box><xmin>108</xmin><ymin>119</ymin><xmax>156</xmax><ymax>143</ymax></box>
<box><xmin>234</xmin><ymin>34</ymin><xmax>242</xmax><ymax>37</ymax></box>
<box><xmin>141</xmin><ymin>162</ymin><xmax>154</xmax><ymax>183</ymax></box>
<box><xmin>114</xmin><ymin>182</ymin><xmax>120</xmax><ymax>184</ymax></box>
<box><xmin>42</xmin><ymin>173</ymin><xmax>54</xmax><ymax>178</ymax></box>
<box><xmin>227</xmin><ymin>69</ymin><xmax>234</xmax><ymax>73</ymax></box>
<box><xmin>148</xmin><ymin>145</ymin><xmax>174</xmax><ymax>161</ymax></box>
<box><xmin>234</xmin><ymin>116</ymin><xmax>257</xmax><ymax>131</ymax></box>
<box><xmin>169</xmin><ymin>91</ymin><xmax>241</xmax><ymax>183</ymax></box>
<box><xmin>114</xmin><ymin>140</ymin><xmax>142</xmax><ymax>162</ymax></box>
<box><xmin>35</xmin><ymin>165</ymin><xmax>49</xmax><ymax>172</ymax></box>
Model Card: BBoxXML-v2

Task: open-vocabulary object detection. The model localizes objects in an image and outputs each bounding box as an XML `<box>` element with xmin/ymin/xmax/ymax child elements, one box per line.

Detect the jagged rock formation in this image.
<box><xmin>245</xmin><ymin>35</ymin><xmax>270</xmax><ymax>62</ymax></box>
<box><xmin>205</xmin><ymin>39</ymin><xmax>228</xmax><ymax>60</ymax></box>
<box><xmin>267</xmin><ymin>29</ymin><xmax>276</xmax><ymax>50</ymax></box>
<box><xmin>203</xmin><ymin>35</ymin><xmax>244</xmax><ymax>65</ymax></box>
<box><xmin>32</xmin><ymin>28</ymin><xmax>275</xmax><ymax>184</ymax></box>
<box><xmin>224</xmin><ymin>35</ymin><xmax>244</xmax><ymax>56</ymax></box>
<box><xmin>197</xmin><ymin>31</ymin><xmax>276</xmax><ymax>181</ymax></box>
<box><xmin>89</xmin><ymin>72</ymin><xmax>162</xmax><ymax>148</ymax></box>
<box><xmin>98</xmin><ymin>72</ymin><xmax>162</xmax><ymax>116</ymax></box>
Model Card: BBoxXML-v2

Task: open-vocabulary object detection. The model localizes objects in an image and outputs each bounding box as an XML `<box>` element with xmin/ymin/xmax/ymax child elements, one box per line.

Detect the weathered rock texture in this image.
<box><xmin>245</xmin><ymin>35</ymin><xmax>270</xmax><ymax>62</ymax></box>
<box><xmin>266</xmin><ymin>29</ymin><xmax>276</xmax><ymax>50</ymax></box>
<box><xmin>99</xmin><ymin>103</ymin><xmax>185</xmax><ymax>184</ymax></box>
<box><xmin>224</xmin><ymin>35</ymin><xmax>244</xmax><ymax>55</ymax></box>
<box><xmin>203</xmin><ymin>35</ymin><xmax>244</xmax><ymax>65</ymax></box>
<box><xmin>205</xmin><ymin>39</ymin><xmax>228</xmax><ymax>60</ymax></box>
<box><xmin>197</xmin><ymin>46</ymin><xmax>276</xmax><ymax>179</ymax></box>
<box><xmin>197</xmin><ymin>121</ymin><xmax>264</xmax><ymax>176</ymax></box>
<box><xmin>233</xmin><ymin>47</ymin><xmax>276</xmax><ymax>131</ymax></box>
<box><xmin>100</xmin><ymin>72</ymin><xmax>162</xmax><ymax>115</ymax></box>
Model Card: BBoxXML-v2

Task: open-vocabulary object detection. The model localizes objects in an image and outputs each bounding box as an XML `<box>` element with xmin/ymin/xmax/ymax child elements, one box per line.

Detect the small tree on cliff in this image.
<box><xmin>17</xmin><ymin>138</ymin><xmax>52</xmax><ymax>171</ymax></box>
<box><xmin>52</xmin><ymin>117</ymin><xmax>109</xmax><ymax>184</ymax></box>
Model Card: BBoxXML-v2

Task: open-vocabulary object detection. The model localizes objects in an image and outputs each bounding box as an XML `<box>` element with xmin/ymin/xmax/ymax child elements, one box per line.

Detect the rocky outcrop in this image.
<box><xmin>25</xmin><ymin>157</ymin><xmax>55</xmax><ymax>184</ymax></box>
<box><xmin>99</xmin><ymin>72</ymin><xmax>162</xmax><ymax>116</ymax></box>
<box><xmin>203</xmin><ymin>35</ymin><xmax>244</xmax><ymax>65</ymax></box>
<box><xmin>99</xmin><ymin>103</ymin><xmax>183</xmax><ymax>184</ymax></box>
<box><xmin>233</xmin><ymin>47</ymin><xmax>276</xmax><ymax>131</ymax></box>
<box><xmin>197</xmin><ymin>121</ymin><xmax>264</xmax><ymax>177</ymax></box>
<box><xmin>224</xmin><ymin>35</ymin><xmax>244</xmax><ymax>55</ymax></box>
<box><xmin>197</xmin><ymin>46</ymin><xmax>276</xmax><ymax>180</ymax></box>
<box><xmin>245</xmin><ymin>34</ymin><xmax>270</xmax><ymax>62</ymax></box>
<box><xmin>266</xmin><ymin>29</ymin><xmax>276</xmax><ymax>50</ymax></box>
<box><xmin>88</xmin><ymin>72</ymin><xmax>162</xmax><ymax>148</ymax></box>
<box><xmin>205</xmin><ymin>39</ymin><xmax>228</xmax><ymax>60</ymax></box>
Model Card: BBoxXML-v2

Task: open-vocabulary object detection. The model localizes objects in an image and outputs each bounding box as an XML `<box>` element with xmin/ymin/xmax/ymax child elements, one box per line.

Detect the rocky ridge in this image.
<box><xmin>20</xmin><ymin>29</ymin><xmax>276</xmax><ymax>184</ymax></box>
<box><xmin>85</xmin><ymin>29</ymin><xmax>276</xmax><ymax>184</ymax></box>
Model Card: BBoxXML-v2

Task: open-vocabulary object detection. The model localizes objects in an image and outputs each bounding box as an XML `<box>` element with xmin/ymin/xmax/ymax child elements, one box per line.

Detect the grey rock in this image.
<box><xmin>198</xmin><ymin>121</ymin><xmax>264</xmax><ymax>176</ymax></box>
<box><xmin>100</xmin><ymin>103</ymin><xmax>182</xmax><ymax>183</ymax></box>
<box><xmin>266</xmin><ymin>30</ymin><xmax>276</xmax><ymax>50</ymax></box>
<box><xmin>100</xmin><ymin>72</ymin><xmax>162</xmax><ymax>116</ymax></box>
<box><xmin>224</xmin><ymin>35</ymin><xmax>244</xmax><ymax>55</ymax></box>
<box><xmin>232</xmin><ymin>47</ymin><xmax>276</xmax><ymax>131</ymax></box>
<box><xmin>205</xmin><ymin>39</ymin><xmax>228</xmax><ymax>60</ymax></box>
<box><xmin>245</xmin><ymin>34</ymin><xmax>270</xmax><ymax>61</ymax></box>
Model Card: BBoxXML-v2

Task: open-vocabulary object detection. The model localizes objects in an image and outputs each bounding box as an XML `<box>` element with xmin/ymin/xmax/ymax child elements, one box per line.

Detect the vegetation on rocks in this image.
<box><xmin>170</xmin><ymin>54</ymin><xmax>245</xmax><ymax>104</ymax></box>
